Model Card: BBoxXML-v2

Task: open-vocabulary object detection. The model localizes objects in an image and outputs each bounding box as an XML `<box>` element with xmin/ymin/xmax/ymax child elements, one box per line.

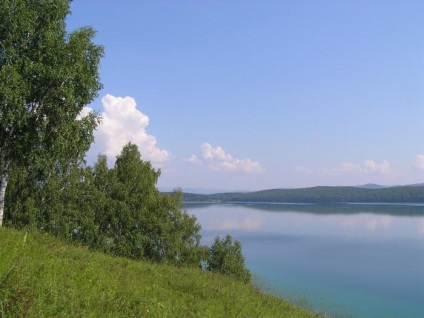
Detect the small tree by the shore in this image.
<box><xmin>207</xmin><ymin>235</ymin><xmax>251</xmax><ymax>283</ymax></box>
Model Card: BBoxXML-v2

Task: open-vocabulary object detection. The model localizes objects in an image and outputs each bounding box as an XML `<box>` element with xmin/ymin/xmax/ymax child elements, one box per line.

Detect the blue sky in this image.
<box><xmin>67</xmin><ymin>0</ymin><xmax>424</xmax><ymax>191</ymax></box>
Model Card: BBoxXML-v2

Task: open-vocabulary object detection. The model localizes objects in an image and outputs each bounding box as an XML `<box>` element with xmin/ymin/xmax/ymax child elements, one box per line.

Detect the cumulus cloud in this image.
<box><xmin>323</xmin><ymin>160</ymin><xmax>391</xmax><ymax>175</ymax></box>
<box><xmin>413</xmin><ymin>154</ymin><xmax>424</xmax><ymax>170</ymax></box>
<box><xmin>186</xmin><ymin>154</ymin><xmax>202</xmax><ymax>166</ymax></box>
<box><xmin>188</xmin><ymin>143</ymin><xmax>263</xmax><ymax>173</ymax></box>
<box><xmin>77</xmin><ymin>106</ymin><xmax>93</xmax><ymax>119</ymax></box>
<box><xmin>294</xmin><ymin>166</ymin><xmax>312</xmax><ymax>174</ymax></box>
<box><xmin>85</xmin><ymin>94</ymin><xmax>171</xmax><ymax>164</ymax></box>
<box><xmin>364</xmin><ymin>160</ymin><xmax>391</xmax><ymax>174</ymax></box>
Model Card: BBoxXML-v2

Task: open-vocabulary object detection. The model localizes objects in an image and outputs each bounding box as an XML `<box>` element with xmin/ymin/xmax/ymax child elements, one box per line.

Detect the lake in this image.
<box><xmin>186</xmin><ymin>203</ymin><xmax>424</xmax><ymax>318</ymax></box>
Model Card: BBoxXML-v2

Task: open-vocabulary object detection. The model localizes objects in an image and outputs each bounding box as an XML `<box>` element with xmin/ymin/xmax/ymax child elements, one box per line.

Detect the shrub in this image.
<box><xmin>207</xmin><ymin>235</ymin><xmax>251</xmax><ymax>283</ymax></box>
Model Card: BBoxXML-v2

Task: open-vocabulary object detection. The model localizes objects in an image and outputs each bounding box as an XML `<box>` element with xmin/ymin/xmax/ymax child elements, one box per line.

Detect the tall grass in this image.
<box><xmin>0</xmin><ymin>228</ymin><xmax>323</xmax><ymax>317</ymax></box>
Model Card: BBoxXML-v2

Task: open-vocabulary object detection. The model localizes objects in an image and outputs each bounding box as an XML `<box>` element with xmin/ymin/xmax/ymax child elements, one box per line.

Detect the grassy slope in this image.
<box><xmin>0</xmin><ymin>228</ymin><xmax>322</xmax><ymax>318</ymax></box>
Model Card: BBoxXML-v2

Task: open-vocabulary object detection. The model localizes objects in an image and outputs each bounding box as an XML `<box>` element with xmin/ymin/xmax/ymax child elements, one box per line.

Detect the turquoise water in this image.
<box><xmin>187</xmin><ymin>203</ymin><xmax>424</xmax><ymax>318</ymax></box>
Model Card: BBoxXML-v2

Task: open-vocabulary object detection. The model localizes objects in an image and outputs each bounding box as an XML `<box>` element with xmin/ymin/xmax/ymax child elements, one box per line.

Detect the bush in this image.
<box><xmin>207</xmin><ymin>235</ymin><xmax>251</xmax><ymax>283</ymax></box>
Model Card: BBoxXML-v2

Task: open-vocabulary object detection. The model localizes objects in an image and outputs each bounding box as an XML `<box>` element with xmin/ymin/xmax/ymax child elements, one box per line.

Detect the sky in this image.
<box><xmin>66</xmin><ymin>0</ymin><xmax>424</xmax><ymax>192</ymax></box>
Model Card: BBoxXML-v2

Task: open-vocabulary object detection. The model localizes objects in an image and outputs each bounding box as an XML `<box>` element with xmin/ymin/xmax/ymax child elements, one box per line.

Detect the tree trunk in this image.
<box><xmin>0</xmin><ymin>157</ymin><xmax>9</xmax><ymax>227</ymax></box>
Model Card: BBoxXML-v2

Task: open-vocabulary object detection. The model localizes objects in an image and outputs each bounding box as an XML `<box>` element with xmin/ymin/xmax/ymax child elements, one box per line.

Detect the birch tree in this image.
<box><xmin>0</xmin><ymin>0</ymin><xmax>103</xmax><ymax>226</ymax></box>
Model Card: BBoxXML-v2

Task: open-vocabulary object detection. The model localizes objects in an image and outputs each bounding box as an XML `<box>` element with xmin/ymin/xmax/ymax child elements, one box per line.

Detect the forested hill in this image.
<box><xmin>182</xmin><ymin>185</ymin><xmax>424</xmax><ymax>203</ymax></box>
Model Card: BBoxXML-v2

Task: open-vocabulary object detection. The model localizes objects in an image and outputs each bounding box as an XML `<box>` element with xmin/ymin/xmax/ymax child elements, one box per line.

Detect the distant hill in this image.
<box><xmin>182</xmin><ymin>185</ymin><xmax>424</xmax><ymax>203</ymax></box>
<box><xmin>355</xmin><ymin>183</ymin><xmax>387</xmax><ymax>189</ymax></box>
<box><xmin>408</xmin><ymin>183</ymin><xmax>424</xmax><ymax>187</ymax></box>
<box><xmin>356</xmin><ymin>183</ymin><xmax>424</xmax><ymax>189</ymax></box>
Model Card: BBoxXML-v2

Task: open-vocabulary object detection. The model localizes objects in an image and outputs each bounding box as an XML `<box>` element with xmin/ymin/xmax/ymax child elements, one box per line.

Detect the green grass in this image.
<box><xmin>0</xmin><ymin>228</ymin><xmax>323</xmax><ymax>317</ymax></box>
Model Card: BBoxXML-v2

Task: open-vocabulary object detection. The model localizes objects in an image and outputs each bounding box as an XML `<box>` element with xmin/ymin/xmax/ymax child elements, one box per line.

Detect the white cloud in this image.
<box><xmin>189</xmin><ymin>143</ymin><xmax>263</xmax><ymax>173</ymax></box>
<box><xmin>77</xmin><ymin>106</ymin><xmax>93</xmax><ymax>119</ymax></box>
<box><xmin>294</xmin><ymin>166</ymin><xmax>312</xmax><ymax>174</ymax></box>
<box><xmin>413</xmin><ymin>154</ymin><xmax>424</xmax><ymax>170</ymax></box>
<box><xmin>323</xmin><ymin>162</ymin><xmax>363</xmax><ymax>175</ymax></box>
<box><xmin>323</xmin><ymin>160</ymin><xmax>391</xmax><ymax>176</ymax></box>
<box><xmin>364</xmin><ymin>160</ymin><xmax>391</xmax><ymax>174</ymax></box>
<box><xmin>186</xmin><ymin>154</ymin><xmax>202</xmax><ymax>165</ymax></box>
<box><xmin>86</xmin><ymin>94</ymin><xmax>171</xmax><ymax>165</ymax></box>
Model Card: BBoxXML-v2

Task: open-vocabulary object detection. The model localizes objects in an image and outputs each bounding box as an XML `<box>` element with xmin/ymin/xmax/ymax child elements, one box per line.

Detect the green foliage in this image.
<box><xmin>5</xmin><ymin>143</ymin><xmax>205</xmax><ymax>267</ymax></box>
<box><xmin>1</xmin><ymin>0</ymin><xmax>252</xmax><ymax>289</ymax></box>
<box><xmin>0</xmin><ymin>228</ymin><xmax>322</xmax><ymax>318</ymax></box>
<box><xmin>5</xmin><ymin>160</ymin><xmax>96</xmax><ymax>241</ymax></box>
<box><xmin>0</xmin><ymin>0</ymin><xmax>103</xmax><ymax>226</ymax></box>
<box><xmin>207</xmin><ymin>235</ymin><xmax>252</xmax><ymax>284</ymax></box>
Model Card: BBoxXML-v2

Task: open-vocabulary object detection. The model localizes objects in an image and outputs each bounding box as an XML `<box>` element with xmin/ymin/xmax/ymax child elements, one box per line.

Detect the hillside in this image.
<box><xmin>0</xmin><ymin>228</ymin><xmax>321</xmax><ymax>318</ymax></box>
<box><xmin>183</xmin><ymin>185</ymin><xmax>424</xmax><ymax>203</ymax></box>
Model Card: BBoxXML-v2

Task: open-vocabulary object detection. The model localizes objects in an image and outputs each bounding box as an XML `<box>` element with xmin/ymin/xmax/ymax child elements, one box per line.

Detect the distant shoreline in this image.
<box><xmin>180</xmin><ymin>185</ymin><xmax>424</xmax><ymax>204</ymax></box>
<box><xmin>183</xmin><ymin>201</ymin><xmax>424</xmax><ymax>206</ymax></box>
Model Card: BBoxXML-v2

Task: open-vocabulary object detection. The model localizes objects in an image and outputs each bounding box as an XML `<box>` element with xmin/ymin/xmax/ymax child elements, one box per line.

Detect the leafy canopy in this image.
<box><xmin>1</xmin><ymin>1</ymin><xmax>251</xmax><ymax>282</ymax></box>
<box><xmin>6</xmin><ymin>143</ymin><xmax>205</xmax><ymax>267</ymax></box>
<box><xmin>0</xmin><ymin>0</ymin><xmax>103</xmax><ymax>226</ymax></box>
<box><xmin>0</xmin><ymin>0</ymin><xmax>103</xmax><ymax>163</ymax></box>
<box><xmin>207</xmin><ymin>235</ymin><xmax>251</xmax><ymax>283</ymax></box>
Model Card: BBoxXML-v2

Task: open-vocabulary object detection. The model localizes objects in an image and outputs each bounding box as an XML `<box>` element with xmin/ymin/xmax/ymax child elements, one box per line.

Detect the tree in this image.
<box><xmin>99</xmin><ymin>143</ymin><xmax>204</xmax><ymax>266</ymax></box>
<box><xmin>5</xmin><ymin>143</ymin><xmax>206</xmax><ymax>267</ymax></box>
<box><xmin>4</xmin><ymin>155</ymin><xmax>98</xmax><ymax>243</ymax></box>
<box><xmin>0</xmin><ymin>0</ymin><xmax>103</xmax><ymax>226</ymax></box>
<box><xmin>207</xmin><ymin>235</ymin><xmax>251</xmax><ymax>283</ymax></box>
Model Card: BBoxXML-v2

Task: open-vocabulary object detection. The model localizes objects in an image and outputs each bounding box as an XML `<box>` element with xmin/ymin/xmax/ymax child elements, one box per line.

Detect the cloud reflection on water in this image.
<box><xmin>188</xmin><ymin>203</ymin><xmax>424</xmax><ymax>240</ymax></box>
<box><xmin>187</xmin><ymin>203</ymin><xmax>424</xmax><ymax>318</ymax></box>
<box><xmin>203</xmin><ymin>217</ymin><xmax>264</xmax><ymax>231</ymax></box>
<box><xmin>419</xmin><ymin>219</ymin><xmax>424</xmax><ymax>236</ymax></box>
<box><xmin>342</xmin><ymin>214</ymin><xmax>392</xmax><ymax>232</ymax></box>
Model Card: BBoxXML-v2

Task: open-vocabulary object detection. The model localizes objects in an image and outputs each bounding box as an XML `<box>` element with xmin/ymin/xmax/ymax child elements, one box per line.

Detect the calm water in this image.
<box><xmin>186</xmin><ymin>203</ymin><xmax>424</xmax><ymax>318</ymax></box>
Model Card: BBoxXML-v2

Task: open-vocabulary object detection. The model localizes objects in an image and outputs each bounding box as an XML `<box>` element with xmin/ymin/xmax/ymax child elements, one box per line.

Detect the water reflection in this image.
<box><xmin>187</xmin><ymin>203</ymin><xmax>424</xmax><ymax>239</ymax></box>
<box><xmin>186</xmin><ymin>203</ymin><xmax>424</xmax><ymax>318</ymax></box>
<box><xmin>186</xmin><ymin>202</ymin><xmax>424</xmax><ymax>216</ymax></box>
<box><xmin>420</xmin><ymin>219</ymin><xmax>424</xmax><ymax>236</ymax></box>
<box><xmin>204</xmin><ymin>216</ymin><xmax>263</xmax><ymax>231</ymax></box>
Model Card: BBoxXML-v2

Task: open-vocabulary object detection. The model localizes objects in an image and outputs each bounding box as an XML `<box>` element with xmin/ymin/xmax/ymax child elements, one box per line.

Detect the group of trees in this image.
<box><xmin>1</xmin><ymin>0</ymin><xmax>250</xmax><ymax>282</ymax></box>
<box><xmin>0</xmin><ymin>0</ymin><xmax>102</xmax><ymax>226</ymax></box>
<box><xmin>5</xmin><ymin>143</ymin><xmax>202</xmax><ymax>266</ymax></box>
<box><xmin>4</xmin><ymin>143</ymin><xmax>250</xmax><ymax>280</ymax></box>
